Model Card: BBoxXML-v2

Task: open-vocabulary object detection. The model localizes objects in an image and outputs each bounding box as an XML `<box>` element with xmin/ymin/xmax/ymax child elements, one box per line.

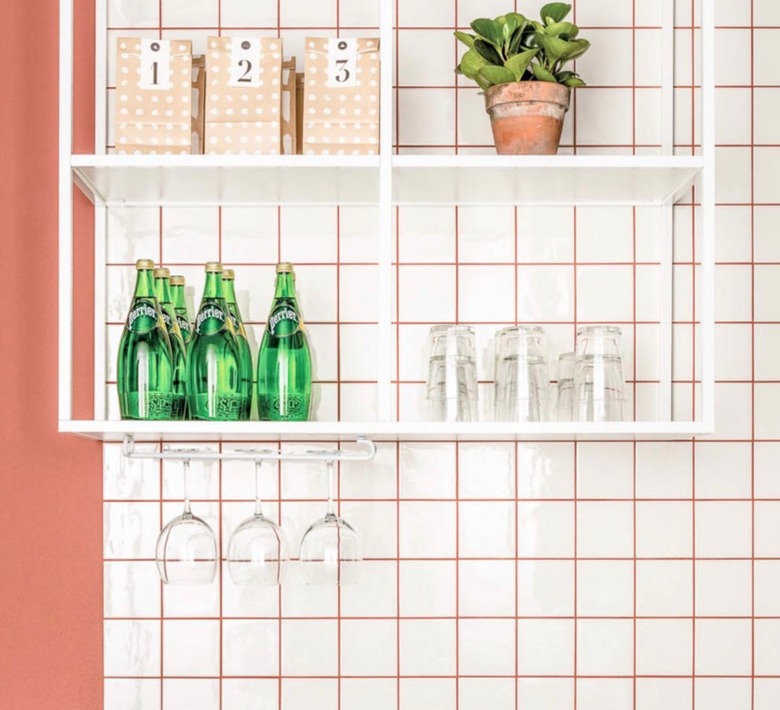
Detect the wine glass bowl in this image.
<box><xmin>299</xmin><ymin>512</ymin><xmax>361</xmax><ymax>586</ymax></box>
<box><xmin>156</xmin><ymin>511</ymin><xmax>218</xmax><ymax>585</ymax></box>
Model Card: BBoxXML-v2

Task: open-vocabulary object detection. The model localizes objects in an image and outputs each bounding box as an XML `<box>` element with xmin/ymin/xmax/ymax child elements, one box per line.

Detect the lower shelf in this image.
<box><xmin>59</xmin><ymin>420</ymin><xmax>714</xmax><ymax>442</ymax></box>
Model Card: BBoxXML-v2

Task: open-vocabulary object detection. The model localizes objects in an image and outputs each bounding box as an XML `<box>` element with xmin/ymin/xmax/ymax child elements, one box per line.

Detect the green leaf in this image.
<box><xmin>545</xmin><ymin>21</ymin><xmax>578</xmax><ymax>38</ymax></box>
<box><xmin>471</xmin><ymin>18</ymin><xmax>503</xmax><ymax>48</ymax></box>
<box><xmin>533</xmin><ymin>31</ymin><xmax>571</xmax><ymax>61</ymax></box>
<box><xmin>540</xmin><ymin>3</ymin><xmax>572</xmax><ymax>24</ymax></box>
<box><xmin>478</xmin><ymin>65</ymin><xmax>517</xmax><ymax>87</ymax></box>
<box><xmin>560</xmin><ymin>38</ymin><xmax>590</xmax><ymax>61</ymax></box>
<box><xmin>459</xmin><ymin>48</ymin><xmax>489</xmax><ymax>79</ymax></box>
<box><xmin>454</xmin><ymin>31</ymin><xmax>477</xmax><ymax>49</ymax></box>
<box><xmin>475</xmin><ymin>74</ymin><xmax>492</xmax><ymax>92</ymax></box>
<box><xmin>508</xmin><ymin>27</ymin><xmax>525</xmax><ymax>54</ymax></box>
<box><xmin>504</xmin><ymin>48</ymin><xmax>540</xmax><ymax>81</ymax></box>
<box><xmin>531</xmin><ymin>63</ymin><xmax>557</xmax><ymax>82</ymax></box>
<box><xmin>554</xmin><ymin>70</ymin><xmax>576</xmax><ymax>82</ymax></box>
<box><xmin>563</xmin><ymin>76</ymin><xmax>586</xmax><ymax>87</ymax></box>
<box><xmin>474</xmin><ymin>39</ymin><xmax>503</xmax><ymax>65</ymax></box>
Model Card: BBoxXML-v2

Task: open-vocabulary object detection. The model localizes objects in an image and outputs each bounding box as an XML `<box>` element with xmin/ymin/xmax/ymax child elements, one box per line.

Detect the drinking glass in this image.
<box><xmin>227</xmin><ymin>457</ymin><xmax>290</xmax><ymax>586</ymax></box>
<box><xmin>156</xmin><ymin>457</ymin><xmax>218</xmax><ymax>585</ymax></box>
<box><xmin>426</xmin><ymin>325</ymin><xmax>479</xmax><ymax>422</ymax></box>
<box><xmin>573</xmin><ymin>326</ymin><xmax>627</xmax><ymax>422</ymax></box>
<box><xmin>299</xmin><ymin>460</ymin><xmax>361</xmax><ymax>586</ymax></box>
<box><xmin>556</xmin><ymin>352</ymin><xmax>575</xmax><ymax>422</ymax></box>
<box><xmin>494</xmin><ymin>326</ymin><xmax>549</xmax><ymax>422</ymax></box>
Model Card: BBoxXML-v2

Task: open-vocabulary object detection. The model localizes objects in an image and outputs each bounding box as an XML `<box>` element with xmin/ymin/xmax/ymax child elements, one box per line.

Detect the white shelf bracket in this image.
<box><xmin>121</xmin><ymin>434</ymin><xmax>377</xmax><ymax>464</ymax></box>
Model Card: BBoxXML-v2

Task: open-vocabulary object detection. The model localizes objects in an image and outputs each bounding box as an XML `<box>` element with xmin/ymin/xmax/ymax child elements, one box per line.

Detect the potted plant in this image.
<box><xmin>456</xmin><ymin>3</ymin><xmax>590</xmax><ymax>155</ymax></box>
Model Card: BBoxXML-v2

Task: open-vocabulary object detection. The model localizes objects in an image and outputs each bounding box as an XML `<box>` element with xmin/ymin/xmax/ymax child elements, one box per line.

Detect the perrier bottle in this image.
<box><xmin>154</xmin><ymin>268</ymin><xmax>187</xmax><ymax>420</ymax></box>
<box><xmin>170</xmin><ymin>275</ymin><xmax>192</xmax><ymax>344</ymax></box>
<box><xmin>117</xmin><ymin>259</ymin><xmax>174</xmax><ymax>419</ymax></box>
<box><xmin>187</xmin><ymin>262</ymin><xmax>244</xmax><ymax>421</ymax></box>
<box><xmin>257</xmin><ymin>262</ymin><xmax>312</xmax><ymax>421</ymax></box>
<box><xmin>222</xmin><ymin>269</ymin><xmax>253</xmax><ymax>420</ymax></box>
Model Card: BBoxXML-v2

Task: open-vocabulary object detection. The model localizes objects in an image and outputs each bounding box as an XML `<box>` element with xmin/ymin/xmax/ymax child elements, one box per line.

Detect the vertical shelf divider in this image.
<box><xmin>377</xmin><ymin>0</ymin><xmax>395</xmax><ymax>422</ymax></box>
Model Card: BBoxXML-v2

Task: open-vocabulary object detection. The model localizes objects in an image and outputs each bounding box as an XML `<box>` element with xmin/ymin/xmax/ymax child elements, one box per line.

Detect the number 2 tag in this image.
<box><xmin>139</xmin><ymin>39</ymin><xmax>172</xmax><ymax>90</ymax></box>
<box><xmin>327</xmin><ymin>38</ymin><xmax>357</xmax><ymax>88</ymax></box>
<box><xmin>230</xmin><ymin>38</ymin><xmax>262</xmax><ymax>87</ymax></box>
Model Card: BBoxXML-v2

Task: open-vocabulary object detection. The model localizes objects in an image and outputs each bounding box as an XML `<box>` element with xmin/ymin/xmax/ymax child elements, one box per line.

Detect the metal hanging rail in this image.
<box><xmin>122</xmin><ymin>434</ymin><xmax>377</xmax><ymax>463</ymax></box>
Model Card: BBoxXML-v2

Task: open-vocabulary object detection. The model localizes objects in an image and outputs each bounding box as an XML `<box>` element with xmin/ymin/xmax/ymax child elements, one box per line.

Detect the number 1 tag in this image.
<box><xmin>327</xmin><ymin>38</ymin><xmax>357</xmax><ymax>88</ymax></box>
<box><xmin>139</xmin><ymin>39</ymin><xmax>172</xmax><ymax>90</ymax></box>
<box><xmin>230</xmin><ymin>38</ymin><xmax>262</xmax><ymax>87</ymax></box>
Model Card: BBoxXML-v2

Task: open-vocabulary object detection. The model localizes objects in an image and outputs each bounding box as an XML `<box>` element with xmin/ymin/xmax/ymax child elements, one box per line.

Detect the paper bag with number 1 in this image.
<box><xmin>302</xmin><ymin>37</ymin><xmax>380</xmax><ymax>156</ymax></box>
<box><xmin>115</xmin><ymin>38</ymin><xmax>193</xmax><ymax>155</ymax></box>
<box><xmin>205</xmin><ymin>36</ymin><xmax>283</xmax><ymax>155</ymax></box>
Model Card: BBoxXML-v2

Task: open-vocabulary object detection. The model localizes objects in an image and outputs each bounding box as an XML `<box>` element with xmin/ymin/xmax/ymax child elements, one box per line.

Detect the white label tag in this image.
<box><xmin>139</xmin><ymin>39</ymin><xmax>172</xmax><ymax>90</ymax></box>
<box><xmin>229</xmin><ymin>37</ymin><xmax>262</xmax><ymax>87</ymax></box>
<box><xmin>327</xmin><ymin>38</ymin><xmax>357</xmax><ymax>88</ymax></box>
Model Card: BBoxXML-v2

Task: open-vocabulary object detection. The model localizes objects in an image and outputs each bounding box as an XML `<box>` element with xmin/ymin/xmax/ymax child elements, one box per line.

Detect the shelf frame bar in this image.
<box><xmin>122</xmin><ymin>434</ymin><xmax>377</xmax><ymax>463</ymax></box>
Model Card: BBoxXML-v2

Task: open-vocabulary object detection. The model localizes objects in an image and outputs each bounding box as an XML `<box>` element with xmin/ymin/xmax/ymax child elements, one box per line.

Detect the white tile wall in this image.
<box><xmin>101</xmin><ymin>0</ymin><xmax>780</xmax><ymax>708</ymax></box>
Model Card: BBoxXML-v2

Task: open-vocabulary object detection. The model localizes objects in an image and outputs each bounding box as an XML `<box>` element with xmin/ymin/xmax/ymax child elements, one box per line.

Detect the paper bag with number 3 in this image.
<box><xmin>205</xmin><ymin>36</ymin><xmax>283</xmax><ymax>155</ymax></box>
<box><xmin>115</xmin><ymin>38</ymin><xmax>193</xmax><ymax>154</ymax></box>
<box><xmin>302</xmin><ymin>37</ymin><xmax>380</xmax><ymax>156</ymax></box>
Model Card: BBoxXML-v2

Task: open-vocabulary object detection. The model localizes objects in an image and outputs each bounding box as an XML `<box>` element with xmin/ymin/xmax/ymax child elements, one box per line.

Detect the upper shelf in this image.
<box><xmin>60</xmin><ymin>419</ymin><xmax>713</xmax><ymax>443</ymax></box>
<box><xmin>71</xmin><ymin>154</ymin><xmax>703</xmax><ymax>207</ymax></box>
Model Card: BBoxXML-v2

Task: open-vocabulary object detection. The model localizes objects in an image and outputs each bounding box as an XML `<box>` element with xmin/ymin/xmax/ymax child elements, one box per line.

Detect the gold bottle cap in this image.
<box><xmin>222</xmin><ymin>269</ymin><xmax>236</xmax><ymax>280</ymax></box>
<box><xmin>205</xmin><ymin>261</ymin><xmax>223</xmax><ymax>273</ymax></box>
<box><xmin>170</xmin><ymin>275</ymin><xmax>185</xmax><ymax>286</ymax></box>
<box><xmin>154</xmin><ymin>267</ymin><xmax>170</xmax><ymax>278</ymax></box>
<box><xmin>136</xmin><ymin>258</ymin><xmax>155</xmax><ymax>270</ymax></box>
<box><xmin>276</xmin><ymin>262</ymin><xmax>295</xmax><ymax>274</ymax></box>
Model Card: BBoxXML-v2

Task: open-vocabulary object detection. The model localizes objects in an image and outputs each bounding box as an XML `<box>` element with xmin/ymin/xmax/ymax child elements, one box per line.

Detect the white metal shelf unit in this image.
<box><xmin>58</xmin><ymin>0</ymin><xmax>715</xmax><ymax>439</ymax></box>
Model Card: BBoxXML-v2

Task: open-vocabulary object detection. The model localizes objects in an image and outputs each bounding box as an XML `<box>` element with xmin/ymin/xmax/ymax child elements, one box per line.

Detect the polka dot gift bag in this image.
<box><xmin>205</xmin><ymin>37</ymin><xmax>283</xmax><ymax>155</ymax></box>
<box><xmin>115</xmin><ymin>38</ymin><xmax>193</xmax><ymax>155</ymax></box>
<box><xmin>302</xmin><ymin>37</ymin><xmax>380</xmax><ymax>156</ymax></box>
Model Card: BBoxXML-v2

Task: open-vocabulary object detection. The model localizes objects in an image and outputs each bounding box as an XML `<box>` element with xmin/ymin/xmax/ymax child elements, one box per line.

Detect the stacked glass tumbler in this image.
<box><xmin>493</xmin><ymin>326</ymin><xmax>549</xmax><ymax>422</ymax></box>
<box><xmin>425</xmin><ymin>325</ymin><xmax>479</xmax><ymax>422</ymax></box>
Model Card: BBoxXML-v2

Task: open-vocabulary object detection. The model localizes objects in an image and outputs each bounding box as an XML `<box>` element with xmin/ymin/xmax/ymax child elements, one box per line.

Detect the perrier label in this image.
<box><xmin>154</xmin><ymin>268</ymin><xmax>187</xmax><ymax>420</ymax></box>
<box><xmin>117</xmin><ymin>259</ymin><xmax>174</xmax><ymax>420</ymax></box>
<box><xmin>186</xmin><ymin>262</ymin><xmax>244</xmax><ymax>421</ymax></box>
<box><xmin>222</xmin><ymin>269</ymin><xmax>253</xmax><ymax>420</ymax></box>
<box><xmin>256</xmin><ymin>262</ymin><xmax>312</xmax><ymax>421</ymax></box>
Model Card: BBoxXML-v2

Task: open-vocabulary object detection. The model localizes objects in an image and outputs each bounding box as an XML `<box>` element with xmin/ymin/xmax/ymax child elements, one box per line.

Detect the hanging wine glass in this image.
<box><xmin>299</xmin><ymin>459</ymin><xmax>361</xmax><ymax>586</ymax></box>
<box><xmin>155</xmin><ymin>457</ymin><xmax>218</xmax><ymax>585</ymax></box>
<box><xmin>227</xmin><ymin>457</ymin><xmax>290</xmax><ymax>586</ymax></box>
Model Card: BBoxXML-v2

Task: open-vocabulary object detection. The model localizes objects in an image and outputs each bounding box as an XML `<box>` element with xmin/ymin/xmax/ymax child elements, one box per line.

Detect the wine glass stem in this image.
<box><xmin>326</xmin><ymin>460</ymin><xmax>336</xmax><ymax>517</ymax></box>
<box><xmin>182</xmin><ymin>459</ymin><xmax>191</xmax><ymax>515</ymax></box>
<box><xmin>254</xmin><ymin>459</ymin><xmax>264</xmax><ymax>517</ymax></box>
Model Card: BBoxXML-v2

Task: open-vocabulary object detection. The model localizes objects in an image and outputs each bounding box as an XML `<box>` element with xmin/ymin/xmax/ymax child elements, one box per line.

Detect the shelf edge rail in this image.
<box><xmin>122</xmin><ymin>434</ymin><xmax>377</xmax><ymax>464</ymax></box>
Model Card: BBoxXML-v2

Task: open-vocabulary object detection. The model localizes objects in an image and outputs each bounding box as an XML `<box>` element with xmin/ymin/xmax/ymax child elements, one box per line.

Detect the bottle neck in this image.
<box><xmin>202</xmin><ymin>272</ymin><xmax>224</xmax><ymax>301</ymax></box>
<box><xmin>134</xmin><ymin>269</ymin><xmax>156</xmax><ymax>299</ymax></box>
<box><xmin>155</xmin><ymin>277</ymin><xmax>173</xmax><ymax>306</ymax></box>
<box><xmin>274</xmin><ymin>272</ymin><xmax>297</xmax><ymax>300</ymax></box>
<box><xmin>222</xmin><ymin>279</ymin><xmax>237</xmax><ymax>306</ymax></box>
<box><xmin>171</xmin><ymin>284</ymin><xmax>186</xmax><ymax>310</ymax></box>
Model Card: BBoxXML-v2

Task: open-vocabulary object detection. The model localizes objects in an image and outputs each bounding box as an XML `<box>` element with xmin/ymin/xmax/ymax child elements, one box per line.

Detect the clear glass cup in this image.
<box><xmin>576</xmin><ymin>325</ymin><xmax>623</xmax><ymax>358</ymax></box>
<box><xmin>227</xmin><ymin>457</ymin><xmax>290</xmax><ymax>586</ymax></box>
<box><xmin>573</xmin><ymin>354</ymin><xmax>627</xmax><ymax>422</ymax></box>
<box><xmin>425</xmin><ymin>354</ymin><xmax>479</xmax><ymax>422</ymax></box>
<box><xmin>494</xmin><ymin>354</ymin><xmax>549</xmax><ymax>422</ymax></box>
<box><xmin>495</xmin><ymin>326</ymin><xmax>546</xmax><ymax>361</ymax></box>
<box><xmin>428</xmin><ymin>325</ymin><xmax>477</xmax><ymax>360</ymax></box>
<box><xmin>556</xmin><ymin>352</ymin><xmax>575</xmax><ymax>422</ymax></box>
<box><xmin>299</xmin><ymin>461</ymin><xmax>361</xmax><ymax>586</ymax></box>
<box><xmin>156</xmin><ymin>458</ymin><xmax>218</xmax><ymax>585</ymax></box>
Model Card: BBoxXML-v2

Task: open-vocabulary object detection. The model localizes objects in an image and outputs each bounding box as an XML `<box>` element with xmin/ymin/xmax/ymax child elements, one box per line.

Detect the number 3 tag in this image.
<box><xmin>327</xmin><ymin>38</ymin><xmax>357</xmax><ymax>88</ymax></box>
<box><xmin>139</xmin><ymin>39</ymin><xmax>172</xmax><ymax>90</ymax></box>
<box><xmin>230</xmin><ymin>38</ymin><xmax>262</xmax><ymax>87</ymax></box>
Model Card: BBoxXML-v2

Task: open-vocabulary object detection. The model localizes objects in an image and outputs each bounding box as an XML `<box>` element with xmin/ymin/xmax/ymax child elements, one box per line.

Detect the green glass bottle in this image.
<box><xmin>187</xmin><ymin>262</ymin><xmax>244</xmax><ymax>421</ymax></box>
<box><xmin>117</xmin><ymin>259</ymin><xmax>174</xmax><ymax>420</ymax></box>
<box><xmin>257</xmin><ymin>262</ymin><xmax>312</xmax><ymax>421</ymax></box>
<box><xmin>222</xmin><ymin>269</ymin><xmax>253</xmax><ymax>420</ymax></box>
<box><xmin>170</xmin><ymin>275</ymin><xmax>193</xmax><ymax>344</ymax></box>
<box><xmin>154</xmin><ymin>268</ymin><xmax>187</xmax><ymax>420</ymax></box>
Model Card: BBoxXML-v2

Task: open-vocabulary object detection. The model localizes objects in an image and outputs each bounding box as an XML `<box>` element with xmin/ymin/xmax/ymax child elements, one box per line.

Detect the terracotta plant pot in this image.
<box><xmin>484</xmin><ymin>81</ymin><xmax>571</xmax><ymax>155</ymax></box>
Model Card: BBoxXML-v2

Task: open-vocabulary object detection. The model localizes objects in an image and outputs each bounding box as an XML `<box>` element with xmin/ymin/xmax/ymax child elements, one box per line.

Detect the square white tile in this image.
<box><xmin>458</xmin><ymin>619</ymin><xmax>515</xmax><ymax>675</ymax></box>
<box><xmin>163</xmin><ymin>620</ymin><xmax>220</xmax><ymax>677</ymax></box>
<box><xmin>577</xmin><ymin>619</ymin><xmax>633</xmax><ymax>676</ymax></box>
<box><xmin>517</xmin><ymin>619</ymin><xmax>574</xmax><ymax>675</ymax></box>
<box><xmin>636</xmin><ymin>619</ymin><xmax>692</xmax><ymax>675</ymax></box>
<box><xmin>399</xmin><ymin>561</ymin><xmax>456</xmax><ymax>617</ymax></box>
<box><xmin>281</xmin><ymin>620</ymin><xmax>338</xmax><ymax>676</ymax></box>
<box><xmin>341</xmin><ymin>619</ymin><xmax>397</xmax><ymax>676</ymax></box>
<box><xmin>399</xmin><ymin>619</ymin><xmax>456</xmax><ymax>676</ymax></box>
<box><xmin>222</xmin><ymin>620</ymin><xmax>279</xmax><ymax>676</ymax></box>
<box><xmin>518</xmin><ymin>560</ymin><xmax>575</xmax><ymax>617</ymax></box>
